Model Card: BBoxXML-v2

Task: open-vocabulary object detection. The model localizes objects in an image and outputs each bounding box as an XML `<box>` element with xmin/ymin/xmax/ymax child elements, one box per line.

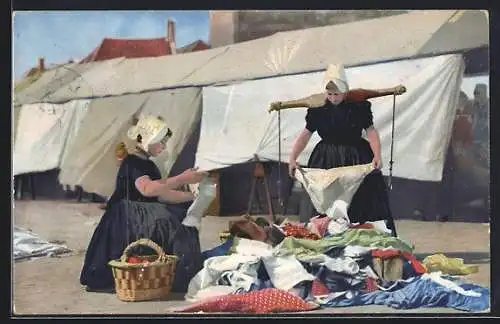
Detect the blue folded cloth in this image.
<box><xmin>201</xmin><ymin>237</ymin><xmax>234</xmax><ymax>261</ymax></box>
<box><xmin>321</xmin><ymin>276</ymin><xmax>489</xmax><ymax>312</ymax></box>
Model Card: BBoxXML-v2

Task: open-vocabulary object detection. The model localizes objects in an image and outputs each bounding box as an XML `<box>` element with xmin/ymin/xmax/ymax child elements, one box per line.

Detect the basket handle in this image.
<box><xmin>120</xmin><ymin>238</ymin><xmax>166</xmax><ymax>263</ymax></box>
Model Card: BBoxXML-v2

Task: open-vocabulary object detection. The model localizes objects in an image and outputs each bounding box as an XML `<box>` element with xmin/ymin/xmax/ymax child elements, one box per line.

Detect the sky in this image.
<box><xmin>12</xmin><ymin>11</ymin><xmax>210</xmax><ymax>80</ymax></box>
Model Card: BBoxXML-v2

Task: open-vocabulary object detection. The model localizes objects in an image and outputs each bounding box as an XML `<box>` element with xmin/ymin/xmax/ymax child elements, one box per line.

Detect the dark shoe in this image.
<box><xmin>85</xmin><ymin>286</ymin><xmax>115</xmax><ymax>294</ymax></box>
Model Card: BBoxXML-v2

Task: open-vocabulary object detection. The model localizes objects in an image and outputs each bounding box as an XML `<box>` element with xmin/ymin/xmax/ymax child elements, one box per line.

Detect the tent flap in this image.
<box><xmin>13</xmin><ymin>100</ymin><xmax>91</xmax><ymax>176</ymax></box>
<box><xmin>196</xmin><ymin>54</ymin><xmax>465</xmax><ymax>182</ymax></box>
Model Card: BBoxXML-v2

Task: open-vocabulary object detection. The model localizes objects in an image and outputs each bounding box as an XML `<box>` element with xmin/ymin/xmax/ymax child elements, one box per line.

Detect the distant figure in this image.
<box><xmin>414</xmin><ymin>91</ymin><xmax>473</xmax><ymax>222</ymax></box>
<box><xmin>470</xmin><ymin>83</ymin><xmax>489</xmax><ymax>210</ymax></box>
<box><xmin>471</xmin><ymin>83</ymin><xmax>489</xmax><ymax>166</ymax></box>
<box><xmin>451</xmin><ymin>91</ymin><xmax>474</xmax><ymax>152</ymax></box>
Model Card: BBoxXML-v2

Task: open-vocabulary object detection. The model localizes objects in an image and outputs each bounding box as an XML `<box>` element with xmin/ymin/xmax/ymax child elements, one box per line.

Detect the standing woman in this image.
<box><xmin>80</xmin><ymin>115</ymin><xmax>208</xmax><ymax>293</ymax></box>
<box><xmin>287</xmin><ymin>64</ymin><xmax>401</xmax><ymax>236</ymax></box>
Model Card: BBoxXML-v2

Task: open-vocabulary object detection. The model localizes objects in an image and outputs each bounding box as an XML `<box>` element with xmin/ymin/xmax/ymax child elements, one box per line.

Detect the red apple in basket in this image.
<box><xmin>127</xmin><ymin>256</ymin><xmax>141</xmax><ymax>264</ymax></box>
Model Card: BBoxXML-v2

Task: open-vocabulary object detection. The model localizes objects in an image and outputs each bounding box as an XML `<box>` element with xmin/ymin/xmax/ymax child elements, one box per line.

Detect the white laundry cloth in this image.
<box><xmin>295</xmin><ymin>163</ymin><xmax>374</xmax><ymax>221</ymax></box>
<box><xmin>327</xmin><ymin>216</ymin><xmax>350</xmax><ymax>235</ymax></box>
<box><xmin>322</xmin><ymin>255</ymin><xmax>360</xmax><ymax>276</ymax></box>
<box><xmin>13</xmin><ymin>227</ymin><xmax>71</xmax><ymax>260</ymax></box>
<box><xmin>422</xmin><ymin>272</ymin><xmax>482</xmax><ymax>297</ymax></box>
<box><xmin>343</xmin><ymin>245</ymin><xmax>373</xmax><ymax>258</ymax></box>
<box><xmin>232</xmin><ymin>237</ymin><xmax>274</xmax><ymax>257</ymax></box>
<box><xmin>182</xmin><ymin>176</ymin><xmax>217</xmax><ymax>230</ymax></box>
<box><xmin>185</xmin><ymin>254</ymin><xmax>261</xmax><ymax>302</ymax></box>
<box><xmin>262</xmin><ymin>254</ymin><xmax>316</xmax><ymax>291</ymax></box>
<box><xmin>366</xmin><ymin>220</ymin><xmax>393</xmax><ymax>234</ymax></box>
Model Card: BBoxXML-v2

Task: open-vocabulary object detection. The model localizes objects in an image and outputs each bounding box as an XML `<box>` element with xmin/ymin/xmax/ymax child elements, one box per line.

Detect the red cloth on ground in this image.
<box><xmin>311</xmin><ymin>279</ymin><xmax>331</xmax><ymax>297</ymax></box>
<box><xmin>178</xmin><ymin>288</ymin><xmax>318</xmax><ymax>314</ymax></box>
<box><xmin>371</xmin><ymin>249</ymin><xmax>427</xmax><ymax>274</ymax></box>
<box><xmin>282</xmin><ymin>223</ymin><xmax>320</xmax><ymax>240</ymax></box>
<box><xmin>308</xmin><ymin>215</ymin><xmax>331</xmax><ymax>237</ymax></box>
<box><xmin>363</xmin><ymin>277</ymin><xmax>379</xmax><ymax>293</ymax></box>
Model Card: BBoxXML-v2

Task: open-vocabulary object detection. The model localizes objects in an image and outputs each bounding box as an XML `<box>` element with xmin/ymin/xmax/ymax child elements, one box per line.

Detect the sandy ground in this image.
<box><xmin>12</xmin><ymin>200</ymin><xmax>490</xmax><ymax>315</ymax></box>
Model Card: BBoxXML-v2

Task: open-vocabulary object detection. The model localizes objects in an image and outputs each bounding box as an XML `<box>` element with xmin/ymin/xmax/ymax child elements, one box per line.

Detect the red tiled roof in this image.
<box><xmin>177</xmin><ymin>40</ymin><xmax>211</xmax><ymax>54</ymax></box>
<box><xmin>80</xmin><ymin>37</ymin><xmax>172</xmax><ymax>63</ymax></box>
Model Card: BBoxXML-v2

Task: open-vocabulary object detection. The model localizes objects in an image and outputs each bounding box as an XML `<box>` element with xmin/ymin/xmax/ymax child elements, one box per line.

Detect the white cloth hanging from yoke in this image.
<box><xmin>294</xmin><ymin>163</ymin><xmax>374</xmax><ymax>222</ymax></box>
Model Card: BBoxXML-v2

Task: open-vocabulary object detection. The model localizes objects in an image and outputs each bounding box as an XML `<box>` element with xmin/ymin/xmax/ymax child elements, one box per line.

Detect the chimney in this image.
<box><xmin>167</xmin><ymin>19</ymin><xmax>177</xmax><ymax>54</ymax></box>
<box><xmin>38</xmin><ymin>57</ymin><xmax>45</xmax><ymax>72</ymax></box>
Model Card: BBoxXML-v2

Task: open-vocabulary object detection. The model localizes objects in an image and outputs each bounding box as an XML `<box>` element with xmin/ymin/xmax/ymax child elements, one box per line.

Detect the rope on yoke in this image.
<box><xmin>388</xmin><ymin>93</ymin><xmax>396</xmax><ymax>191</ymax></box>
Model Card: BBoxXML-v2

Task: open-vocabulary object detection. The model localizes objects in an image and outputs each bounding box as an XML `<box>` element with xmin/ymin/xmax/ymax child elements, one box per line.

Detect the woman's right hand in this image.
<box><xmin>268</xmin><ymin>101</ymin><xmax>282</xmax><ymax>113</ymax></box>
<box><xmin>180</xmin><ymin>167</ymin><xmax>208</xmax><ymax>184</ymax></box>
<box><xmin>288</xmin><ymin>160</ymin><xmax>299</xmax><ymax>179</ymax></box>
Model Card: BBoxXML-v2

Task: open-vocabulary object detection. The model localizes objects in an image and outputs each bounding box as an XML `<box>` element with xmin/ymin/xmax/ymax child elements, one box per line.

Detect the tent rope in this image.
<box><xmin>277</xmin><ymin>110</ymin><xmax>282</xmax><ymax>218</ymax></box>
<box><xmin>388</xmin><ymin>93</ymin><xmax>396</xmax><ymax>191</ymax></box>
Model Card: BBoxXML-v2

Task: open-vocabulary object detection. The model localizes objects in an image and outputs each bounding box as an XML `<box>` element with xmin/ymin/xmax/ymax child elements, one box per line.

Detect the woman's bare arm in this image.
<box><xmin>157</xmin><ymin>189</ymin><xmax>195</xmax><ymax>203</ymax></box>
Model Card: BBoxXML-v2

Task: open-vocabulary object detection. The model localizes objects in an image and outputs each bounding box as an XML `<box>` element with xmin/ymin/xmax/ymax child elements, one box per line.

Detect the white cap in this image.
<box><xmin>127</xmin><ymin>115</ymin><xmax>170</xmax><ymax>152</ymax></box>
<box><xmin>322</xmin><ymin>63</ymin><xmax>349</xmax><ymax>93</ymax></box>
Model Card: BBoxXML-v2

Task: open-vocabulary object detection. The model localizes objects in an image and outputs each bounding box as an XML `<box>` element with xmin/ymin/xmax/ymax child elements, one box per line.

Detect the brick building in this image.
<box><xmin>209</xmin><ymin>10</ymin><xmax>409</xmax><ymax>48</ymax></box>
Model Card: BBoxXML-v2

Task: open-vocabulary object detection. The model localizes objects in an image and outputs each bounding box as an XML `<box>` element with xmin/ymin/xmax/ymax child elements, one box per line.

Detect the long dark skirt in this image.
<box><xmin>299</xmin><ymin>139</ymin><xmax>397</xmax><ymax>236</ymax></box>
<box><xmin>79</xmin><ymin>200</ymin><xmax>202</xmax><ymax>293</ymax></box>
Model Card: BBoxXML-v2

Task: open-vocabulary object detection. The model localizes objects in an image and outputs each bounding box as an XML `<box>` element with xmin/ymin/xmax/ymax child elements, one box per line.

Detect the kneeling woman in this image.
<box><xmin>80</xmin><ymin>115</ymin><xmax>208</xmax><ymax>293</ymax></box>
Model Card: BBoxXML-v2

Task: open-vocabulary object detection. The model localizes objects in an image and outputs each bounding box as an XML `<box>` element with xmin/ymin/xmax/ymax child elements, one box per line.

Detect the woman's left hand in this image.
<box><xmin>394</xmin><ymin>85</ymin><xmax>406</xmax><ymax>95</ymax></box>
<box><xmin>372</xmin><ymin>156</ymin><xmax>382</xmax><ymax>169</ymax></box>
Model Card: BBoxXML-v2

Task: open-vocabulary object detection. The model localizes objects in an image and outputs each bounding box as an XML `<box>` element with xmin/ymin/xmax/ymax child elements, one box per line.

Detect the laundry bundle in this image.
<box><xmin>177</xmin><ymin>164</ymin><xmax>489</xmax><ymax>313</ymax></box>
<box><xmin>178</xmin><ymin>222</ymin><xmax>489</xmax><ymax>313</ymax></box>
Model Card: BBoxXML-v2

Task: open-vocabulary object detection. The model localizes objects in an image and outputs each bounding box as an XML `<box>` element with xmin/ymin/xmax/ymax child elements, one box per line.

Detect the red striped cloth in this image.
<box><xmin>371</xmin><ymin>249</ymin><xmax>427</xmax><ymax>274</ymax></box>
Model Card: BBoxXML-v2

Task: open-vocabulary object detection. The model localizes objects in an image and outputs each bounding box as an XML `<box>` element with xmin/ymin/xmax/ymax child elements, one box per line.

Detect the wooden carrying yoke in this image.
<box><xmin>268</xmin><ymin>86</ymin><xmax>406</xmax><ymax>112</ymax></box>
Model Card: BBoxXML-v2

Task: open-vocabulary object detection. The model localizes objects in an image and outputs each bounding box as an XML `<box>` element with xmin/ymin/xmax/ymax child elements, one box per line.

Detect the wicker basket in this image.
<box><xmin>108</xmin><ymin>238</ymin><xmax>178</xmax><ymax>302</ymax></box>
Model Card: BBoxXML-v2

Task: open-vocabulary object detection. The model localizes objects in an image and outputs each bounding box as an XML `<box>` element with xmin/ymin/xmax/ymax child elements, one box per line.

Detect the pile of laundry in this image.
<box><xmin>13</xmin><ymin>226</ymin><xmax>72</xmax><ymax>261</ymax></box>
<box><xmin>177</xmin><ymin>216</ymin><xmax>489</xmax><ymax>314</ymax></box>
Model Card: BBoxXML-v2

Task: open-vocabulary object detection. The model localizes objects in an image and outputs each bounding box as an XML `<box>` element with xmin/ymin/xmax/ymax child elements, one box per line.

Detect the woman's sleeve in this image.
<box><xmin>105</xmin><ymin>159</ymin><xmax>132</xmax><ymax>206</ymax></box>
<box><xmin>305</xmin><ymin>109</ymin><xmax>318</xmax><ymax>133</ymax></box>
<box><xmin>128</xmin><ymin>159</ymin><xmax>151</xmax><ymax>182</ymax></box>
<box><xmin>359</xmin><ymin>101</ymin><xmax>374</xmax><ymax>129</ymax></box>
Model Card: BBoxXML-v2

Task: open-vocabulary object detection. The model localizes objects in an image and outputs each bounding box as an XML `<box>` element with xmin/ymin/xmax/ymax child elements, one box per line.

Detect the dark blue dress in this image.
<box><xmin>299</xmin><ymin>100</ymin><xmax>397</xmax><ymax>236</ymax></box>
<box><xmin>79</xmin><ymin>154</ymin><xmax>202</xmax><ymax>292</ymax></box>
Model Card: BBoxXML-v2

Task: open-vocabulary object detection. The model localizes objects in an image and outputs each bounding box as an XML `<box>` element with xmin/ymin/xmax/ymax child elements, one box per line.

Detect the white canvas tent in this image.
<box><xmin>57</xmin><ymin>88</ymin><xmax>201</xmax><ymax>197</ymax></box>
<box><xmin>12</xmin><ymin>9</ymin><xmax>487</xmax><ymax>200</ymax></box>
<box><xmin>13</xmin><ymin>100</ymin><xmax>91</xmax><ymax>176</ymax></box>
<box><xmin>14</xmin><ymin>58</ymin><xmax>125</xmax><ymax>106</ymax></box>
<box><xmin>13</xmin><ymin>10</ymin><xmax>487</xmax><ymax>107</ymax></box>
<box><xmin>196</xmin><ymin>54</ymin><xmax>465</xmax><ymax>182</ymax></box>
